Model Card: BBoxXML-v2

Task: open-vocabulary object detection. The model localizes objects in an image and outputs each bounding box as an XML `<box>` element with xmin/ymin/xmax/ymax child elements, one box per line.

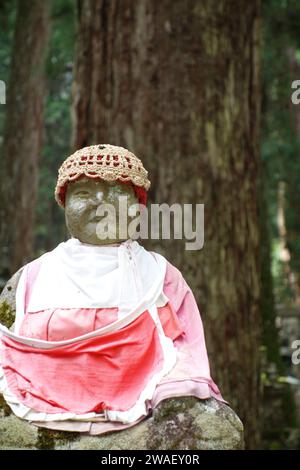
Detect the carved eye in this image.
<box><xmin>75</xmin><ymin>190</ymin><xmax>90</xmax><ymax>197</ymax></box>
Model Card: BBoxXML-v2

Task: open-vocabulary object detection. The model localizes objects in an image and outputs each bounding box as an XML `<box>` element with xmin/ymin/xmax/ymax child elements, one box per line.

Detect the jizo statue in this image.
<box><xmin>0</xmin><ymin>144</ymin><xmax>225</xmax><ymax>436</ymax></box>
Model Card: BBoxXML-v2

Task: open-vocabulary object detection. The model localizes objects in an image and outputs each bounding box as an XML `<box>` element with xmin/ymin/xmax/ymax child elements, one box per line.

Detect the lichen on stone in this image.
<box><xmin>0</xmin><ymin>301</ymin><xmax>15</xmax><ymax>328</ymax></box>
<box><xmin>36</xmin><ymin>427</ymin><xmax>79</xmax><ymax>450</ymax></box>
<box><xmin>0</xmin><ymin>415</ymin><xmax>38</xmax><ymax>449</ymax></box>
<box><xmin>0</xmin><ymin>394</ymin><xmax>12</xmax><ymax>417</ymax></box>
<box><xmin>152</xmin><ymin>397</ymin><xmax>198</xmax><ymax>424</ymax></box>
<box><xmin>146</xmin><ymin>397</ymin><xmax>199</xmax><ymax>450</ymax></box>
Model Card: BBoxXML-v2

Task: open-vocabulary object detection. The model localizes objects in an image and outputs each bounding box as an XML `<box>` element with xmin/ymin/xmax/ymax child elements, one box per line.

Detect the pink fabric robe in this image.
<box><xmin>0</xmin><ymin>257</ymin><xmax>225</xmax><ymax>434</ymax></box>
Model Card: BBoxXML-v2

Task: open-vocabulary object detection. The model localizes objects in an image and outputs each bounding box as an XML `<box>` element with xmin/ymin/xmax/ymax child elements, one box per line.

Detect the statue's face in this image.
<box><xmin>65</xmin><ymin>177</ymin><xmax>138</xmax><ymax>245</ymax></box>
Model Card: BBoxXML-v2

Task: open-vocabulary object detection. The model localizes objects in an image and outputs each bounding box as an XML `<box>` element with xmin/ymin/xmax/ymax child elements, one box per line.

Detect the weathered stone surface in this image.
<box><xmin>0</xmin><ymin>398</ymin><xmax>243</xmax><ymax>450</ymax></box>
<box><xmin>0</xmin><ymin>415</ymin><xmax>38</xmax><ymax>449</ymax></box>
<box><xmin>0</xmin><ymin>272</ymin><xmax>244</xmax><ymax>450</ymax></box>
<box><xmin>0</xmin><ymin>268</ymin><xmax>23</xmax><ymax>328</ymax></box>
<box><xmin>62</xmin><ymin>397</ymin><xmax>244</xmax><ymax>450</ymax></box>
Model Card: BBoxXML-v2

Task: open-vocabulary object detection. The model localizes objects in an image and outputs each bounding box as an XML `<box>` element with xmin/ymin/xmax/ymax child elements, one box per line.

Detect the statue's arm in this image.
<box><xmin>0</xmin><ymin>268</ymin><xmax>24</xmax><ymax>329</ymax></box>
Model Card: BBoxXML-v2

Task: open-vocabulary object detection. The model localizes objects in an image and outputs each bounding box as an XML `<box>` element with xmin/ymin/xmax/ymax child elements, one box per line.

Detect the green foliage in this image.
<box><xmin>0</xmin><ymin>0</ymin><xmax>16</xmax><ymax>151</ymax></box>
<box><xmin>262</xmin><ymin>0</ymin><xmax>300</xmax><ymax>281</ymax></box>
<box><xmin>0</xmin><ymin>1</ymin><xmax>75</xmax><ymax>251</ymax></box>
<box><xmin>261</xmin><ymin>0</ymin><xmax>300</xmax><ymax>449</ymax></box>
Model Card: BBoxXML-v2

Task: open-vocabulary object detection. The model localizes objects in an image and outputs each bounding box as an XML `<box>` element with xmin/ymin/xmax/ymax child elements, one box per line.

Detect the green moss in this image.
<box><xmin>0</xmin><ymin>301</ymin><xmax>15</xmax><ymax>328</ymax></box>
<box><xmin>153</xmin><ymin>397</ymin><xmax>198</xmax><ymax>424</ymax></box>
<box><xmin>147</xmin><ymin>398</ymin><xmax>199</xmax><ymax>450</ymax></box>
<box><xmin>0</xmin><ymin>394</ymin><xmax>12</xmax><ymax>416</ymax></box>
<box><xmin>0</xmin><ymin>301</ymin><xmax>33</xmax><ymax>437</ymax></box>
<box><xmin>0</xmin><ymin>416</ymin><xmax>38</xmax><ymax>449</ymax></box>
<box><xmin>36</xmin><ymin>428</ymin><xmax>78</xmax><ymax>450</ymax></box>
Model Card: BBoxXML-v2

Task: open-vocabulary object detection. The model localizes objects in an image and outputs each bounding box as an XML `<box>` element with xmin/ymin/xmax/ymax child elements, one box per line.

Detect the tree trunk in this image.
<box><xmin>0</xmin><ymin>0</ymin><xmax>51</xmax><ymax>278</ymax></box>
<box><xmin>72</xmin><ymin>0</ymin><xmax>262</xmax><ymax>448</ymax></box>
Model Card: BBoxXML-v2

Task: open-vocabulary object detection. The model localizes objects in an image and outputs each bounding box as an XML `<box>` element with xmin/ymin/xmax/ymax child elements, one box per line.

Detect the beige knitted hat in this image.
<box><xmin>55</xmin><ymin>144</ymin><xmax>151</xmax><ymax>207</ymax></box>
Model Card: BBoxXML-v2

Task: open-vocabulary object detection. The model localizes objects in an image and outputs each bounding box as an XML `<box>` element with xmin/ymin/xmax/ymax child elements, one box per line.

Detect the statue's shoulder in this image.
<box><xmin>148</xmin><ymin>250</ymin><xmax>186</xmax><ymax>291</ymax></box>
<box><xmin>0</xmin><ymin>248</ymin><xmax>55</xmax><ymax>321</ymax></box>
<box><xmin>0</xmin><ymin>267</ymin><xmax>24</xmax><ymax>327</ymax></box>
<box><xmin>0</xmin><ymin>267</ymin><xmax>24</xmax><ymax>304</ymax></box>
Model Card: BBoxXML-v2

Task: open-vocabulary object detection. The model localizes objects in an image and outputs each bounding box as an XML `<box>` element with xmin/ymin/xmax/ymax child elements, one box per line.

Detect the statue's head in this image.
<box><xmin>55</xmin><ymin>144</ymin><xmax>150</xmax><ymax>245</ymax></box>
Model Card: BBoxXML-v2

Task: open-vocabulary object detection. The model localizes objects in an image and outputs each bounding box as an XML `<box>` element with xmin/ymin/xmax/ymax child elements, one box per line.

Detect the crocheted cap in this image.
<box><xmin>55</xmin><ymin>144</ymin><xmax>151</xmax><ymax>207</ymax></box>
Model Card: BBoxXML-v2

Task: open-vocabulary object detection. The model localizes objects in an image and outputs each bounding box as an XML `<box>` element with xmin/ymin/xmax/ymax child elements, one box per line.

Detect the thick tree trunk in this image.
<box><xmin>72</xmin><ymin>0</ymin><xmax>262</xmax><ymax>448</ymax></box>
<box><xmin>0</xmin><ymin>0</ymin><xmax>51</xmax><ymax>277</ymax></box>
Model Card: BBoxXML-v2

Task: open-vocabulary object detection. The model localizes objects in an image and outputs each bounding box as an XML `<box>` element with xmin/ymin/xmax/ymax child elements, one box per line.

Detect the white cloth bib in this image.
<box><xmin>26</xmin><ymin>238</ymin><xmax>167</xmax><ymax>315</ymax></box>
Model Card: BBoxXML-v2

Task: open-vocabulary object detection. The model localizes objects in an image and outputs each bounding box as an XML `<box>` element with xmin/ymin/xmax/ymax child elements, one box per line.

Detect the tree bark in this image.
<box><xmin>0</xmin><ymin>0</ymin><xmax>51</xmax><ymax>278</ymax></box>
<box><xmin>72</xmin><ymin>0</ymin><xmax>262</xmax><ymax>448</ymax></box>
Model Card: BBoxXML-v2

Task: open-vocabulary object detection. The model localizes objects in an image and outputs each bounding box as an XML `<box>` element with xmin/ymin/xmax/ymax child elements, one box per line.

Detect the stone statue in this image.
<box><xmin>0</xmin><ymin>144</ymin><xmax>243</xmax><ymax>450</ymax></box>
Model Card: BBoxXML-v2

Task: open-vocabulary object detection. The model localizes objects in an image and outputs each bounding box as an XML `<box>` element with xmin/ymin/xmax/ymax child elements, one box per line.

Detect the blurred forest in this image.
<box><xmin>1</xmin><ymin>0</ymin><xmax>300</xmax><ymax>450</ymax></box>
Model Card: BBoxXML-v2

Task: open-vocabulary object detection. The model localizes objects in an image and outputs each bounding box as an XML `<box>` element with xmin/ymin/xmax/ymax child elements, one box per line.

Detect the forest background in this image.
<box><xmin>1</xmin><ymin>0</ymin><xmax>300</xmax><ymax>450</ymax></box>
